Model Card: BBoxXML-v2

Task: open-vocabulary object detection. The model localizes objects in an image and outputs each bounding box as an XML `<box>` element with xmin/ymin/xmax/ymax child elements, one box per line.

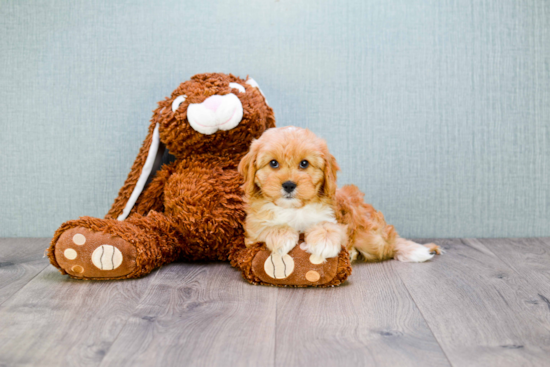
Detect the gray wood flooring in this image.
<box><xmin>1</xmin><ymin>238</ymin><xmax>550</xmax><ymax>367</ymax></box>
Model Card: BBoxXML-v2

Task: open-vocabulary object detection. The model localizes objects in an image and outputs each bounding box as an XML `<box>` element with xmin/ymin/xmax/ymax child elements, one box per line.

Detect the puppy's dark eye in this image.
<box><xmin>269</xmin><ymin>160</ymin><xmax>279</xmax><ymax>168</ymax></box>
<box><xmin>299</xmin><ymin>160</ymin><xmax>309</xmax><ymax>169</ymax></box>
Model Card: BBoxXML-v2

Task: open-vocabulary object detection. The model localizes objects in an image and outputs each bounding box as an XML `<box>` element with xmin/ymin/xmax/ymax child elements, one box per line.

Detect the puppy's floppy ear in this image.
<box><xmin>238</xmin><ymin>140</ymin><xmax>261</xmax><ymax>199</ymax></box>
<box><xmin>322</xmin><ymin>148</ymin><xmax>340</xmax><ymax>199</ymax></box>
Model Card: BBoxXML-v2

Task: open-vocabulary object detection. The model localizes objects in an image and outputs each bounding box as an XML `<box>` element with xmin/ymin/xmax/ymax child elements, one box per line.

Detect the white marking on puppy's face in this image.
<box><xmin>187</xmin><ymin>93</ymin><xmax>244</xmax><ymax>135</ymax></box>
<box><xmin>275</xmin><ymin>195</ymin><xmax>301</xmax><ymax>208</ymax></box>
<box><xmin>281</xmin><ymin>187</ymin><xmax>296</xmax><ymax>200</ymax></box>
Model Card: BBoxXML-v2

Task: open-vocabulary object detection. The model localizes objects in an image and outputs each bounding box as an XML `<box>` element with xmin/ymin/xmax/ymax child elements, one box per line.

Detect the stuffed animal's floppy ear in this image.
<box><xmin>246</xmin><ymin>77</ymin><xmax>269</xmax><ymax>106</ymax></box>
<box><xmin>238</xmin><ymin>140</ymin><xmax>262</xmax><ymax>199</ymax></box>
<box><xmin>322</xmin><ymin>149</ymin><xmax>340</xmax><ymax>199</ymax></box>
<box><xmin>105</xmin><ymin>108</ymin><xmax>167</xmax><ymax>220</ymax></box>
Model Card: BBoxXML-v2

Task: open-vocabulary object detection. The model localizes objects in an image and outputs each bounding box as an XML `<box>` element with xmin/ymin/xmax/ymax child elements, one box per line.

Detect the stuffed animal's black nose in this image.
<box><xmin>282</xmin><ymin>181</ymin><xmax>297</xmax><ymax>193</ymax></box>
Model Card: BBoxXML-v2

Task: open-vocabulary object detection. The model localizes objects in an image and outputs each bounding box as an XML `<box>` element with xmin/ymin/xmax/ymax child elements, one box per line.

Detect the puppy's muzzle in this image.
<box><xmin>187</xmin><ymin>93</ymin><xmax>244</xmax><ymax>135</ymax></box>
<box><xmin>282</xmin><ymin>181</ymin><xmax>297</xmax><ymax>194</ymax></box>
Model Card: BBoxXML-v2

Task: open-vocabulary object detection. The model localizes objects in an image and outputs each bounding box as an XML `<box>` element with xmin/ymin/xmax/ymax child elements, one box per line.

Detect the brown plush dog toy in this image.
<box><xmin>48</xmin><ymin>72</ymin><xmax>351</xmax><ymax>286</ymax></box>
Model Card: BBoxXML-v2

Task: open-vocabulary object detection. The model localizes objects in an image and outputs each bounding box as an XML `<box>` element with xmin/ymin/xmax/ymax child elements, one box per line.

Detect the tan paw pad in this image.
<box><xmin>54</xmin><ymin>227</ymin><xmax>137</xmax><ymax>279</ymax></box>
<box><xmin>72</xmin><ymin>233</ymin><xmax>86</xmax><ymax>245</ymax></box>
<box><xmin>306</xmin><ymin>270</ymin><xmax>321</xmax><ymax>282</ymax></box>
<box><xmin>64</xmin><ymin>248</ymin><xmax>77</xmax><ymax>260</ymax></box>
<box><xmin>91</xmin><ymin>245</ymin><xmax>123</xmax><ymax>270</ymax></box>
<box><xmin>309</xmin><ymin>254</ymin><xmax>324</xmax><ymax>265</ymax></box>
<box><xmin>71</xmin><ymin>265</ymin><xmax>84</xmax><ymax>274</ymax></box>
<box><xmin>264</xmin><ymin>253</ymin><xmax>295</xmax><ymax>279</ymax></box>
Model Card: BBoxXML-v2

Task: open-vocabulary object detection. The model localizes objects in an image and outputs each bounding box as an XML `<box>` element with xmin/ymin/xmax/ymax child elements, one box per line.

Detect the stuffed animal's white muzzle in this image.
<box><xmin>187</xmin><ymin>93</ymin><xmax>243</xmax><ymax>135</ymax></box>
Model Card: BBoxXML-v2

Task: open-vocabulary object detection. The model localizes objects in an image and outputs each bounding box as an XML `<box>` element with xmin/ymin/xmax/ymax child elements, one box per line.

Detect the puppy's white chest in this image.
<box><xmin>265</xmin><ymin>203</ymin><xmax>337</xmax><ymax>233</ymax></box>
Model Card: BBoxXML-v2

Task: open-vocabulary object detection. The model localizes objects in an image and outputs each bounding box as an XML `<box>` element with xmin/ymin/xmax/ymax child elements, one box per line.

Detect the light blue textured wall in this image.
<box><xmin>1</xmin><ymin>0</ymin><xmax>548</xmax><ymax>238</ymax></box>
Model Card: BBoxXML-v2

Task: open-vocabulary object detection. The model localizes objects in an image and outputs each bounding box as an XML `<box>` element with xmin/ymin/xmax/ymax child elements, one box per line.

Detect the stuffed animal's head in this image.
<box><xmin>154</xmin><ymin>73</ymin><xmax>274</xmax><ymax>157</ymax></box>
<box><xmin>111</xmin><ymin>73</ymin><xmax>274</xmax><ymax>221</ymax></box>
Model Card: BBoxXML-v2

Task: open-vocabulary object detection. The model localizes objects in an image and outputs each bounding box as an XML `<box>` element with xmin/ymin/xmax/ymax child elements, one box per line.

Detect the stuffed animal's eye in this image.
<box><xmin>299</xmin><ymin>160</ymin><xmax>309</xmax><ymax>169</ymax></box>
<box><xmin>172</xmin><ymin>95</ymin><xmax>187</xmax><ymax>113</ymax></box>
<box><xmin>229</xmin><ymin>82</ymin><xmax>245</xmax><ymax>93</ymax></box>
<box><xmin>269</xmin><ymin>160</ymin><xmax>279</xmax><ymax>168</ymax></box>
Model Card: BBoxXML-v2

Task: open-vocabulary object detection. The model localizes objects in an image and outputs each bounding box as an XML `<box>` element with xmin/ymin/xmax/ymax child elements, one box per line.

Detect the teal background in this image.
<box><xmin>1</xmin><ymin>0</ymin><xmax>548</xmax><ymax>238</ymax></box>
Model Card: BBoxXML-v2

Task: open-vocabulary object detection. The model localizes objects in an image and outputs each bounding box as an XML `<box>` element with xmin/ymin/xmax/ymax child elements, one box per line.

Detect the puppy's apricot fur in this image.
<box><xmin>239</xmin><ymin>127</ymin><xmax>441</xmax><ymax>263</ymax></box>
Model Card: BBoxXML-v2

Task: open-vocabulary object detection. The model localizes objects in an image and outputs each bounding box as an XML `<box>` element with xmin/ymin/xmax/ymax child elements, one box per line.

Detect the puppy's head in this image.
<box><xmin>239</xmin><ymin>127</ymin><xmax>339</xmax><ymax>208</ymax></box>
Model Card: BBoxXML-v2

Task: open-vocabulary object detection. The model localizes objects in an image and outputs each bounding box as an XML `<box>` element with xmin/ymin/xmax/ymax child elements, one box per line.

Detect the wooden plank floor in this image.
<box><xmin>1</xmin><ymin>238</ymin><xmax>550</xmax><ymax>367</ymax></box>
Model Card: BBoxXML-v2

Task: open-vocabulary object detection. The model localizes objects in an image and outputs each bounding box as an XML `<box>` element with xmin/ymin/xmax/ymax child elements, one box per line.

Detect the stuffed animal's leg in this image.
<box><xmin>48</xmin><ymin>212</ymin><xmax>181</xmax><ymax>280</ymax></box>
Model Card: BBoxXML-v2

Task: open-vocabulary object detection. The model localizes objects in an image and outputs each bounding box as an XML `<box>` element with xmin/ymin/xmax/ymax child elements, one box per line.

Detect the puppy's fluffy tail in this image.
<box><xmin>393</xmin><ymin>238</ymin><xmax>442</xmax><ymax>262</ymax></box>
<box><xmin>335</xmin><ymin>185</ymin><xmax>441</xmax><ymax>263</ymax></box>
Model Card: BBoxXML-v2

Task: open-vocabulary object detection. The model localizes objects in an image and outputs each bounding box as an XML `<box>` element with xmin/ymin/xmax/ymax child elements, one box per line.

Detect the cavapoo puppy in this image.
<box><xmin>238</xmin><ymin>126</ymin><xmax>441</xmax><ymax>263</ymax></box>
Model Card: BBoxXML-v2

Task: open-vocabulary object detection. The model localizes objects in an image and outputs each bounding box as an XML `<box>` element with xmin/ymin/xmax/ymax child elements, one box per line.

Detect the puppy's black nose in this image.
<box><xmin>282</xmin><ymin>181</ymin><xmax>297</xmax><ymax>193</ymax></box>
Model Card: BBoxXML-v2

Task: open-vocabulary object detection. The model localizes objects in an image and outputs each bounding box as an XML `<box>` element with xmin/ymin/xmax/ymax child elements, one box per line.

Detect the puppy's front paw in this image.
<box><xmin>265</xmin><ymin>228</ymin><xmax>299</xmax><ymax>256</ymax></box>
<box><xmin>303</xmin><ymin>222</ymin><xmax>346</xmax><ymax>262</ymax></box>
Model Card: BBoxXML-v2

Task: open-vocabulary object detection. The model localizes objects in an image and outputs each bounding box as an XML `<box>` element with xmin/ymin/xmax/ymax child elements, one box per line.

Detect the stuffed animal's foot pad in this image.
<box><xmin>54</xmin><ymin>227</ymin><xmax>137</xmax><ymax>279</ymax></box>
<box><xmin>252</xmin><ymin>244</ymin><xmax>344</xmax><ymax>287</ymax></box>
<box><xmin>236</xmin><ymin>241</ymin><xmax>352</xmax><ymax>288</ymax></box>
<box><xmin>264</xmin><ymin>253</ymin><xmax>295</xmax><ymax>279</ymax></box>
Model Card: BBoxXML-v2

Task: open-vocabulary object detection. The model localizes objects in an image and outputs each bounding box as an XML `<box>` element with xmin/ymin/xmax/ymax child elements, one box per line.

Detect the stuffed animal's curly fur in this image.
<box><xmin>48</xmin><ymin>73</ymin><xmax>275</xmax><ymax>280</ymax></box>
